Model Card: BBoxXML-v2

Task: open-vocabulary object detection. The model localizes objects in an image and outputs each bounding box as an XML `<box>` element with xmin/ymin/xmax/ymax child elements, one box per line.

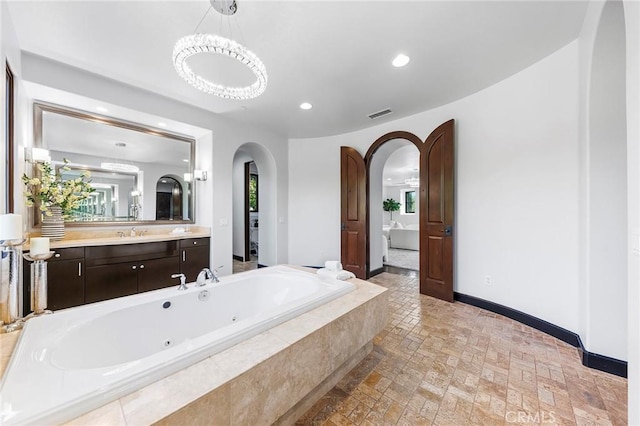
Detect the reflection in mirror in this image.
<box><xmin>33</xmin><ymin>102</ymin><xmax>196</xmax><ymax>225</ymax></box>
<box><xmin>58</xmin><ymin>166</ymin><xmax>137</xmax><ymax>222</ymax></box>
<box><xmin>156</xmin><ymin>176</ymin><xmax>185</xmax><ymax>221</ymax></box>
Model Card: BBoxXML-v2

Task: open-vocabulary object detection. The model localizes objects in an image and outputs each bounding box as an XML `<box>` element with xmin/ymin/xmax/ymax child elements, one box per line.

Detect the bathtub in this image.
<box><xmin>0</xmin><ymin>265</ymin><xmax>355</xmax><ymax>425</ymax></box>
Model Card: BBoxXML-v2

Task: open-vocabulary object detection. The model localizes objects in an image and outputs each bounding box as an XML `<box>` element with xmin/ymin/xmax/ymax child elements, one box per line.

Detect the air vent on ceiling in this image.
<box><xmin>368</xmin><ymin>108</ymin><xmax>393</xmax><ymax>120</ymax></box>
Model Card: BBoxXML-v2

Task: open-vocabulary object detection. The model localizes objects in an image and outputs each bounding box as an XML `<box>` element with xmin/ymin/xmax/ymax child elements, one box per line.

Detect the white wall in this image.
<box><xmin>587</xmin><ymin>0</ymin><xmax>628</xmax><ymax>362</ymax></box>
<box><xmin>579</xmin><ymin>0</ymin><xmax>640</xmax><ymax>421</ymax></box>
<box><xmin>623</xmin><ymin>1</ymin><xmax>640</xmax><ymax>422</ymax></box>
<box><xmin>17</xmin><ymin>52</ymin><xmax>289</xmax><ymax>276</ymax></box>
<box><xmin>290</xmin><ymin>41</ymin><xmax>581</xmax><ymax>335</ymax></box>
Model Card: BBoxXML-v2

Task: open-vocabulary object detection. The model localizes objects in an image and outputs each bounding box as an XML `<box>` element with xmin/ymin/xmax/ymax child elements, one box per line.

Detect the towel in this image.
<box><xmin>317</xmin><ymin>268</ymin><xmax>355</xmax><ymax>281</ymax></box>
<box><xmin>324</xmin><ymin>260</ymin><xmax>343</xmax><ymax>271</ymax></box>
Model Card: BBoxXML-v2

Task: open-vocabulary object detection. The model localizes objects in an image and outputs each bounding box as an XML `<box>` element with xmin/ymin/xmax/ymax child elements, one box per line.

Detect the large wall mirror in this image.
<box><xmin>32</xmin><ymin>102</ymin><xmax>196</xmax><ymax>225</ymax></box>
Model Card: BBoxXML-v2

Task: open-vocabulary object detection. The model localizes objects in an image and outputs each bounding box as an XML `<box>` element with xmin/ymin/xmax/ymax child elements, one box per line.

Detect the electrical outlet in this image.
<box><xmin>484</xmin><ymin>275</ymin><xmax>492</xmax><ymax>286</ymax></box>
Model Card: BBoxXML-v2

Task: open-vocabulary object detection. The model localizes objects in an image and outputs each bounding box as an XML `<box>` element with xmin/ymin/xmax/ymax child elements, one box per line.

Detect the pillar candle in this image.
<box><xmin>30</xmin><ymin>237</ymin><xmax>50</xmax><ymax>256</ymax></box>
<box><xmin>0</xmin><ymin>214</ymin><xmax>23</xmax><ymax>241</ymax></box>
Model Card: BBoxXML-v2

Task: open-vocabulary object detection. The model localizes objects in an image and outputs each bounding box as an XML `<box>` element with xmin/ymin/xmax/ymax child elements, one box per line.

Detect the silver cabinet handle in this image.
<box><xmin>132</xmin><ymin>265</ymin><xmax>137</xmax><ymax>270</ymax></box>
<box><xmin>193</xmin><ymin>241</ymin><xmax>197</xmax><ymax>245</ymax></box>
<box><xmin>140</xmin><ymin>264</ymin><xmax>145</xmax><ymax>269</ymax></box>
<box><xmin>55</xmin><ymin>253</ymin><xmax>61</xmax><ymax>258</ymax></box>
<box><xmin>182</xmin><ymin>250</ymin><xmax>186</xmax><ymax>262</ymax></box>
<box><xmin>78</xmin><ymin>262</ymin><xmax>82</xmax><ymax>277</ymax></box>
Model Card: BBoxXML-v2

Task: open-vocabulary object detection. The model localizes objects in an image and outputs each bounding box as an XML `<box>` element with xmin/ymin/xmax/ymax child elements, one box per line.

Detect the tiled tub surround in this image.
<box><xmin>24</xmin><ymin>225</ymin><xmax>211</xmax><ymax>249</ymax></box>
<box><xmin>0</xmin><ymin>267</ymin><xmax>387</xmax><ymax>425</ymax></box>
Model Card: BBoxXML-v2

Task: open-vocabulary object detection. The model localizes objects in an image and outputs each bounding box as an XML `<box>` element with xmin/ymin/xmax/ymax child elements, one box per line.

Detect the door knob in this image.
<box><xmin>442</xmin><ymin>225</ymin><xmax>452</xmax><ymax>236</ymax></box>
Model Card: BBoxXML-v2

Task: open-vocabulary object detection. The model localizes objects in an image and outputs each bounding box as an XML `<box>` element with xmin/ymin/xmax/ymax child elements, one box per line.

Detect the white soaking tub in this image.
<box><xmin>0</xmin><ymin>265</ymin><xmax>355</xmax><ymax>425</ymax></box>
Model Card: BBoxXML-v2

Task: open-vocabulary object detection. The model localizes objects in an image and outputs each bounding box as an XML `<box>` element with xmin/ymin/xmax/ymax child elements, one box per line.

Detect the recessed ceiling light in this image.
<box><xmin>96</xmin><ymin>106</ymin><xmax>108</xmax><ymax>113</ymax></box>
<box><xmin>387</xmin><ymin>178</ymin><xmax>392</xmax><ymax>181</ymax></box>
<box><xmin>300</xmin><ymin>102</ymin><xmax>313</xmax><ymax>110</ymax></box>
<box><xmin>392</xmin><ymin>54</ymin><xmax>410</xmax><ymax>68</ymax></box>
<box><xmin>158</xmin><ymin>122</ymin><xmax>167</xmax><ymax>127</ymax></box>
<box><xmin>183</xmin><ymin>159</ymin><xmax>189</xmax><ymax>163</ymax></box>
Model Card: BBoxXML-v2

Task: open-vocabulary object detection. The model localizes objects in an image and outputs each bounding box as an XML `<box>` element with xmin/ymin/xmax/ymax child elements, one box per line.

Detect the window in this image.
<box><xmin>5</xmin><ymin>62</ymin><xmax>15</xmax><ymax>212</ymax></box>
<box><xmin>249</xmin><ymin>173</ymin><xmax>258</xmax><ymax>212</ymax></box>
<box><xmin>403</xmin><ymin>189</ymin><xmax>416</xmax><ymax>214</ymax></box>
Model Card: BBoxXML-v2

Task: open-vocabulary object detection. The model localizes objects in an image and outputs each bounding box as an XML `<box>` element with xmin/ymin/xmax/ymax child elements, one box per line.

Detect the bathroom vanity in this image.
<box><xmin>22</xmin><ymin>232</ymin><xmax>210</xmax><ymax>313</ymax></box>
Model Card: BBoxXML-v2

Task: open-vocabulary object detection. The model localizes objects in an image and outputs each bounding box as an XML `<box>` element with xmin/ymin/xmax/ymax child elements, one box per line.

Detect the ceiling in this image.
<box><xmin>382</xmin><ymin>144</ymin><xmax>419</xmax><ymax>187</ymax></box>
<box><xmin>6</xmin><ymin>1</ymin><xmax>588</xmax><ymax>139</ymax></box>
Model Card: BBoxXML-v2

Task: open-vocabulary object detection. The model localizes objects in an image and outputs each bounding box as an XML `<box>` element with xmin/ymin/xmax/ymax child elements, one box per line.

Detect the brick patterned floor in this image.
<box><xmin>296</xmin><ymin>271</ymin><xmax>628</xmax><ymax>425</ymax></box>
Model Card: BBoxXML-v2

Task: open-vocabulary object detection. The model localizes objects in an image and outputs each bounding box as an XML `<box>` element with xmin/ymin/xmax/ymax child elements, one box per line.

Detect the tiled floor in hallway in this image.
<box><xmin>297</xmin><ymin>271</ymin><xmax>627</xmax><ymax>425</ymax></box>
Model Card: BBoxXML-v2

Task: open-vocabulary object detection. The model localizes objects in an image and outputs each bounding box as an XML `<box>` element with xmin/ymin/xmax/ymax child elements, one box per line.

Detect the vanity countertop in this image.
<box><xmin>24</xmin><ymin>226</ymin><xmax>210</xmax><ymax>250</ymax></box>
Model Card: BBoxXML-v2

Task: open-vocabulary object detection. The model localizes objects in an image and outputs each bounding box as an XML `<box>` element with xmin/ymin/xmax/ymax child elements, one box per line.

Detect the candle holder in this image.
<box><xmin>1</xmin><ymin>238</ymin><xmax>27</xmax><ymax>333</ymax></box>
<box><xmin>22</xmin><ymin>251</ymin><xmax>55</xmax><ymax>320</ymax></box>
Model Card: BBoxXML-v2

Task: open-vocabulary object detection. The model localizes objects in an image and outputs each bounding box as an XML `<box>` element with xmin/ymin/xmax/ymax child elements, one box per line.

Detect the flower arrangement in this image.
<box><xmin>22</xmin><ymin>159</ymin><xmax>95</xmax><ymax>217</ymax></box>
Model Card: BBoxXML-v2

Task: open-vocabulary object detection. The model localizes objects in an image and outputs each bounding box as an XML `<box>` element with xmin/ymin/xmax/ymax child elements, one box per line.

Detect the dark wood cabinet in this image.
<box><xmin>179</xmin><ymin>238</ymin><xmax>211</xmax><ymax>282</ymax></box>
<box><xmin>85</xmin><ymin>262</ymin><xmax>138</xmax><ymax>304</ymax></box>
<box><xmin>22</xmin><ymin>247</ymin><xmax>85</xmax><ymax>313</ymax></box>
<box><xmin>23</xmin><ymin>237</ymin><xmax>208</xmax><ymax>311</ymax></box>
<box><xmin>85</xmin><ymin>240</ymin><xmax>180</xmax><ymax>303</ymax></box>
<box><xmin>138</xmin><ymin>256</ymin><xmax>180</xmax><ymax>292</ymax></box>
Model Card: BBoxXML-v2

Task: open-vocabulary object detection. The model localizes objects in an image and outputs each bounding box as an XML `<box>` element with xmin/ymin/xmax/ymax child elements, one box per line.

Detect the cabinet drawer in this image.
<box><xmin>86</xmin><ymin>241</ymin><xmax>178</xmax><ymax>266</ymax></box>
<box><xmin>48</xmin><ymin>247</ymin><xmax>85</xmax><ymax>262</ymax></box>
<box><xmin>179</xmin><ymin>237</ymin><xmax>210</xmax><ymax>249</ymax></box>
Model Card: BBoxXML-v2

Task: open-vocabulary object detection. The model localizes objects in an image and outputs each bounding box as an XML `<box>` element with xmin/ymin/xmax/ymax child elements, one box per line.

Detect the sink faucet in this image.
<box><xmin>130</xmin><ymin>227</ymin><xmax>136</xmax><ymax>237</ymax></box>
<box><xmin>196</xmin><ymin>268</ymin><xmax>212</xmax><ymax>286</ymax></box>
<box><xmin>171</xmin><ymin>273</ymin><xmax>187</xmax><ymax>290</ymax></box>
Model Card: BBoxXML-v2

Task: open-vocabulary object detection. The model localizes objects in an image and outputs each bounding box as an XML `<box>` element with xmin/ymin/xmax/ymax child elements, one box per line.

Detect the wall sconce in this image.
<box><xmin>130</xmin><ymin>190</ymin><xmax>141</xmax><ymax>197</ymax></box>
<box><xmin>30</xmin><ymin>148</ymin><xmax>51</xmax><ymax>163</ymax></box>
<box><xmin>194</xmin><ymin>170</ymin><xmax>208</xmax><ymax>181</ymax></box>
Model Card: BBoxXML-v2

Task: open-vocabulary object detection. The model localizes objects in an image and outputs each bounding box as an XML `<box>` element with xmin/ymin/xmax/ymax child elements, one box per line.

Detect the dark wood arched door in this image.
<box><xmin>340</xmin><ymin>120</ymin><xmax>455</xmax><ymax>302</ymax></box>
<box><xmin>340</xmin><ymin>147</ymin><xmax>367</xmax><ymax>279</ymax></box>
<box><xmin>420</xmin><ymin>120</ymin><xmax>455</xmax><ymax>302</ymax></box>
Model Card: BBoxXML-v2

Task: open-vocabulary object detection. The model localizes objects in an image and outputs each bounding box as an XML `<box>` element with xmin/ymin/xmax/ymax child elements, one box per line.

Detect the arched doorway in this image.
<box><xmin>155</xmin><ymin>176</ymin><xmax>183</xmax><ymax>220</ymax></box>
<box><xmin>231</xmin><ymin>143</ymin><xmax>278</xmax><ymax>272</ymax></box>
<box><xmin>340</xmin><ymin>121</ymin><xmax>455</xmax><ymax>302</ymax></box>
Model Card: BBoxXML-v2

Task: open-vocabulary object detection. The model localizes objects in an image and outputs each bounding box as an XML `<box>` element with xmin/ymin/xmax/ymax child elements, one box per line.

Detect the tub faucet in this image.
<box><xmin>171</xmin><ymin>273</ymin><xmax>188</xmax><ymax>290</ymax></box>
<box><xmin>196</xmin><ymin>268</ymin><xmax>213</xmax><ymax>286</ymax></box>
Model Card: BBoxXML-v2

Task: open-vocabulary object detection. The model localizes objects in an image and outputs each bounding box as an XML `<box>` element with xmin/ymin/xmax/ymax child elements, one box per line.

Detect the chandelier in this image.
<box><xmin>404</xmin><ymin>177</ymin><xmax>419</xmax><ymax>188</ymax></box>
<box><xmin>101</xmin><ymin>143</ymin><xmax>139</xmax><ymax>173</ymax></box>
<box><xmin>172</xmin><ymin>0</ymin><xmax>268</xmax><ymax>100</ymax></box>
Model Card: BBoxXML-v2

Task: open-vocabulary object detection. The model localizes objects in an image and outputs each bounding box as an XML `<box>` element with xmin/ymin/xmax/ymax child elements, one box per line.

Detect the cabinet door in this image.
<box><xmin>47</xmin><ymin>259</ymin><xmax>85</xmax><ymax>310</ymax></box>
<box><xmin>138</xmin><ymin>256</ymin><xmax>180</xmax><ymax>292</ymax></box>
<box><xmin>22</xmin><ymin>247</ymin><xmax>85</xmax><ymax>313</ymax></box>
<box><xmin>85</xmin><ymin>262</ymin><xmax>138</xmax><ymax>303</ymax></box>
<box><xmin>180</xmin><ymin>246</ymin><xmax>210</xmax><ymax>283</ymax></box>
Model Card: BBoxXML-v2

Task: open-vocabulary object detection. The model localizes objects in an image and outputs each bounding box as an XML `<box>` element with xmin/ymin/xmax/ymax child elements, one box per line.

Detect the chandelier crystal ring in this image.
<box><xmin>173</xmin><ymin>33</ymin><xmax>268</xmax><ymax>100</ymax></box>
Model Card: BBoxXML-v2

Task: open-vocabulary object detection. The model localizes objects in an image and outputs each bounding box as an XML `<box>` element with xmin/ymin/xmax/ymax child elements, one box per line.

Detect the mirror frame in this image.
<box><xmin>32</xmin><ymin>101</ymin><xmax>197</xmax><ymax>227</ymax></box>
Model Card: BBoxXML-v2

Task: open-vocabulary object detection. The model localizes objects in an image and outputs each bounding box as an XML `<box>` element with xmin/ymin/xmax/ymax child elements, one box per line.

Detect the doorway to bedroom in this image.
<box><xmin>340</xmin><ymin>120</ymin><xmax>455</xmax><ymax>301</ymax></box>
<box><xmin>380</xmin><ymin>144</ymin><xmax>420</xmax><ymax>271</ymax></box>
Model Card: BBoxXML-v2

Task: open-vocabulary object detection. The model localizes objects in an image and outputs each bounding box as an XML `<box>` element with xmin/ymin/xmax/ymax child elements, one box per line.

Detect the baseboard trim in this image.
<box><xmin>369</xmin><ymin>267</ymin><xmax>384</xmax><ymax>277</ymax></box>
<box><xmin>454</xmin><ymin>292</ymin><xmax>627</xmax><ymax>378</ymax></box>
<box><xmin>232</xmin><ymin>255</ymin><xmax>244</xmax><ymax>262</ymax></box>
